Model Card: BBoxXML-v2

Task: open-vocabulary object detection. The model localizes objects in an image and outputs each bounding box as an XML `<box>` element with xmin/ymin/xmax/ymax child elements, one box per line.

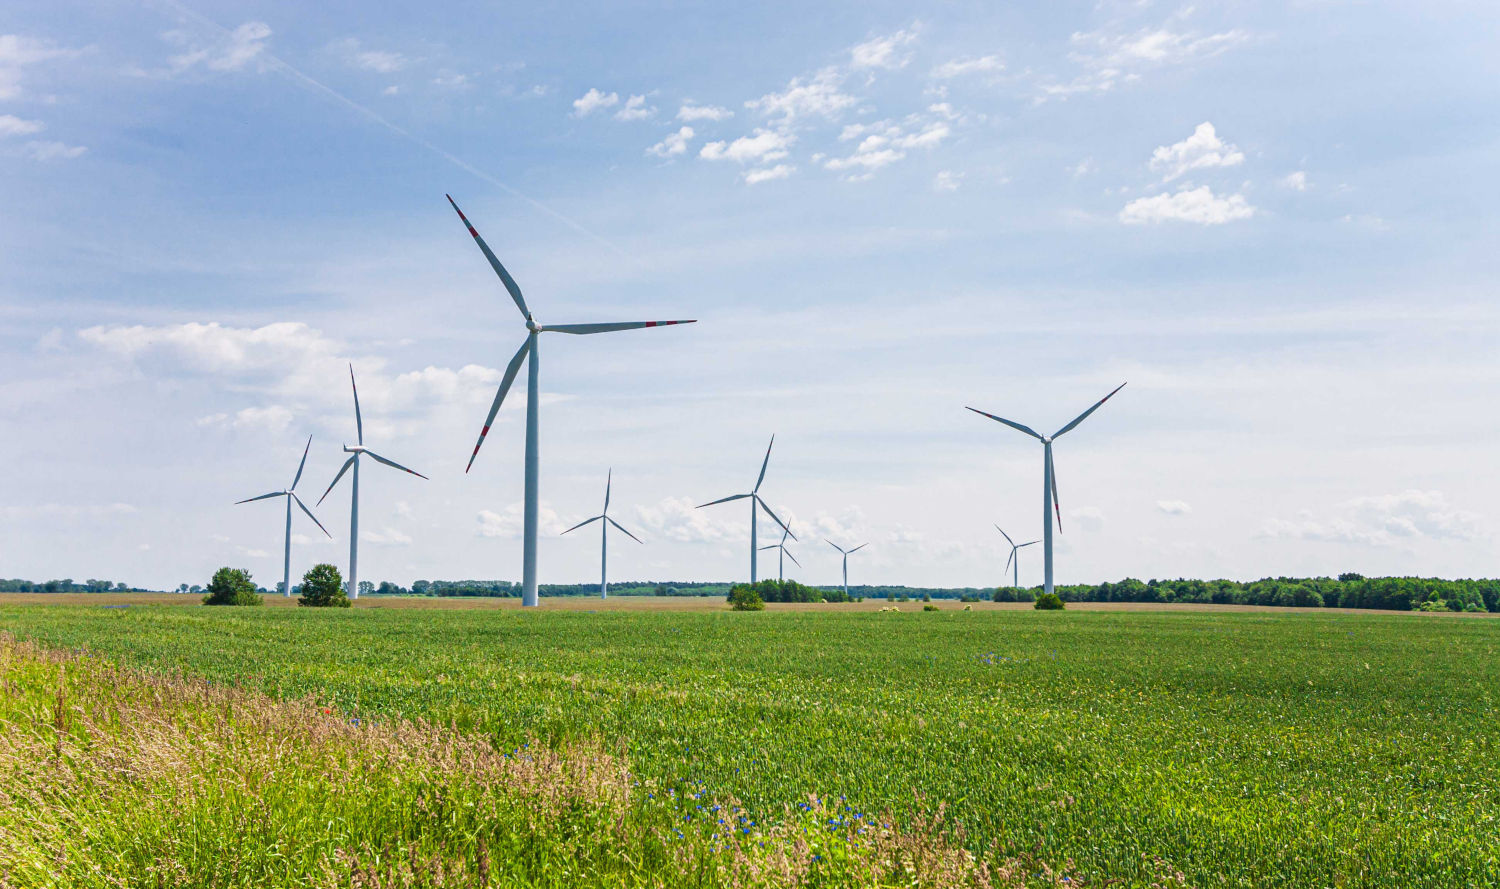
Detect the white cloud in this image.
<box><xmin>743</xmin><ymin>164</ymin><xmax>794</xmax><ymax>185</ymax></box>
<box><xmin>572</xmin><ymin>87</ymin><xmax>618</xmax><ymax>116</ymax></box>
<box><xmin>646</xmin><ymin>126</ymin><xmax>693</xmax><ymax>158</ymax></box>
<box><xmin>1119</xmin><ymin>186</ymin><xmax>1255</xmax><ymax>225</ymax></box>
<box><xmin>745</xmin><ymin>68</ymin><xmax>857</xmax><ymax>123</ymax></box>
<box><xmin>699</xmin><ymin>128</ymin><xmax>793</xmax><ymax>164</ymax></box>
<box><xmin>477</xmin><ymin>503</ymin><xmax>567</xmax><ymax>538</ymax></box>
<box><xmin>362</xmin><ymin>527</ymin><xmax>413</xmax><ymax>546</ymax></box>
<box><xmin>1261</xmin><ymin>490</ymin><xmax>1484</xmax><ymax>547</ymax></box>
<box><xmin>850</xmin><ymin>27</ymin><xmax>919</xmax><ymax>70</ymax></box>
<box><xmin>1281</xmin><ymin>171</ymin><xmax>1309</xmax><ymax>191</ymax></box>
<box><xmin>634</xmin><ymin>496</ymin><xmax>735</xmax><ymax>543</ymax></box>
<box><xmin>0</xmin><ymin>34</ymin><xmax>82</xmax><ymax>99</ymax></box>
<box><xmin>1149</xmin><ymin>122</ymin><xmax>1244</xmax><ymax>182</ymax></box>
<box><xmin>197</xmin><ymin>405</ymin><xmax>294</xmax><ymax>433</ymax></box>
<box><xmin>1039</xmin><ymin>22</ymin><xmax>1248</xmax><ymax>100</ymax></box>
<box><xmin>1071</xmin><ymin>506</ymin><xmax>1106</xmax><ymax>532</ymax></box>
<box><xmin>933</xmin><ymin>170</ymin><xmax>961</xmax><ymax>192</ymax></box>
<box><xmin>824</xmin><ymin>120</ymin><xmax>949</xmax><ymax>180</ymax></box>
<box><xmin>930</xmin><ymin>55</ymin><xmax>1002</xmax><ymax>79</ymax></box>
<box><xmin>327</xmin><ymin>37</ymin><xmax>409</xmax><ymax>74</ymax></box>
<box><xmin>614</xmin><ymin>94</ymin><xmax>656</xmax><ymax>121</ymax></box>
<box><xmin>23</xmin><ymin>140</ymin><xmax>86</xmax><ymax>161</ymax></box>
<box><xmin>0</xmin><ymin>114</ymin><xmax>44</xmax><ymax>136</ymax></box>
<box><xmin>167</xmin><ymin>21</ymin><xmax>272</xmax><ymax>74</ymax></box>
<box><xmin>1156</xmin><ymin>500</ymin><xmax>1193</xmax><ymax>515</ymax></box>
<box><xmin>677</xmin><ymin>103</ymin><xmax>733</xmax><ymax>122</ymax></box>
<box><xmin>1072</xmin><ymin>157</ymin><xmax>1097</xmax><ymax>177</ymax></box>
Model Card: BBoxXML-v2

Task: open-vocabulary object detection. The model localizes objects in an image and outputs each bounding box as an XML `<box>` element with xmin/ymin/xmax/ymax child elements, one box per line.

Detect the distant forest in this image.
<box><xmin>5</xmin><ymin>573</ymin><xmax>1496</xmax><ymax>614</ymax></box>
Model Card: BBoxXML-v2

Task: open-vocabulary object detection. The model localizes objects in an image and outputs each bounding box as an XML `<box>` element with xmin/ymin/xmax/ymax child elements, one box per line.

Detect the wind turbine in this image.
<box><xmin>966</xmin><ymin>383</ymin><xmax>1126</xmax><ymax>597</ymax></box>
<box><xmin>825</xmin><ymin>540</ymin><xmax>867</xmax><ymax>600</ymax></box>
<box><xmin>447</xmin><ymin>195</ymin><xmax>695</xmax><ymax>608</ymax></box>
<box><xmin>758</xmin><ymin>522</ymin><xmax>800</xmax><ymax>581</ymax></box>
<box><xmin>697</xmin><ymin>436</ymin><xmax>794</xmax><ymax>583</ymax></box>
<box><xmin>318</xmin><ymin>366</ymin><xmax>427</xmax><ymax>599</ymax></box>
<box><xmin>994</xmin><ymin>524</ymin><xmax>1039</xmax><ymax>589</ymax></box>
<box><xmin>561</xmin><ymin>469</ymin><xmax>642</xmax><ymax>599</ymax></box>
<box><xmin>235</xmin><ymin>436</ymin><xmax>331</xmax><ymax>597</ymax></box>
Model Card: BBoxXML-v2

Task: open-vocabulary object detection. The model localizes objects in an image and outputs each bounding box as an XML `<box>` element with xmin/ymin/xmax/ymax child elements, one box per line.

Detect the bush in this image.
<box><xmin>922</xmin><ymin>604</ymin><xmax>939</xmax><ymax>612</ymax></box>
<box><xmin>727</xmin><ymin>585</ymin><xmax>765</xmax><ymax>611</ymax></box>
<box><xmin>1034</xmin><ymin>592</ymin><xmax>1066</xmax><ymax>611</ymax></box>
<box><xmin>298</xmin><ymin>564</ymin><xmax>351</xmax><ymax>608</ymax></box>
<box><xmin>201</xmin><ymin>568</ymin><xmax>261</xmax><ymax>606</ymax></box>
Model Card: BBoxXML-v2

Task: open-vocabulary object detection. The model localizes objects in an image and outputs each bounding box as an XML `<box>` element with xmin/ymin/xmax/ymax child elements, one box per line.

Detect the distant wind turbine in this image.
<box><xmin>758</xmin><ymin>523</ymin><xmax>800</xmax><ymax>581</ymax></box>
<box><xmin>994</xmin><ymin>524</ymin><xmax>1039</xmax><ymax>589</ymax></box>
<box><xmin>825</xmin><ymin>540</ymin><xmax>867</xmax><ymax>600</ymax></box>
<box><xmin>448</xmin><ymin>195</ymin><xmax>695</xmax><ymax>607</ymax></box>
<box><xmin>235</xmin><ymin>435</ymin><xmax>331</xmax><ymax>597</ymax></box>
<box><xmin>967</xmin><ymin>383</ymin><xmax>1126</xmax><ymax>597</ymax></box>
<box><xmin>561</xmin><ymin>469</ymin><xmax>642</xmax><ymax>599</ymax></box>
<box><xmin>318</xmin><ymin>366</ymin><xmax>427</xmax><ymax>599</ymax></box>
<box><xmin>697</xmin><ymin>436</ymin><xmax>794</xmax><ymax>583</ymax></box>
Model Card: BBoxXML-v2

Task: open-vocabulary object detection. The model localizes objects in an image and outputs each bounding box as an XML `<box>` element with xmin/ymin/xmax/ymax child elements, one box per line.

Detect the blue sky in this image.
<box><xmin>3</xmin><ymin>0</ymin><xmax>1498</xmax><ymax>591</ymax></box>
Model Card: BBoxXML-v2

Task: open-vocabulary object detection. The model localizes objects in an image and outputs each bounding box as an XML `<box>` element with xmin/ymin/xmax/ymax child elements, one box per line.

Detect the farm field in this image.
<box><xmin>2</xmin><ymin>601</ymin><xmax>1498</xmax><ymax>887</ymax></box>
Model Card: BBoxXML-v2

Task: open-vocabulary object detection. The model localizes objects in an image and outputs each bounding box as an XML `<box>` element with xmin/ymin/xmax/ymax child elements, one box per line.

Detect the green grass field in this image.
<box><xmin>2</xmin><ymin>602</ymin><xmax>1498</xmax><ymax>887</ymax></box>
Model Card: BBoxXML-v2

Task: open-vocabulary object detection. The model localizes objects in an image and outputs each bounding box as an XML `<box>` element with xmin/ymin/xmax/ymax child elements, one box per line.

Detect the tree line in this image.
<box><xmin>990</xmin><ymin>574</ymin><xmax>1499</xmax><ymax>612</ymax></box>
<box><xmin>0</xmin><ymin>578</ymin><xmax>146</xmax><ymax>593</ymax></box>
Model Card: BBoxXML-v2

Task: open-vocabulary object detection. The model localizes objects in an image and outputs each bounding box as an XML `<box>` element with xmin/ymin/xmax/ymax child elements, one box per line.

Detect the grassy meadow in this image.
<box><xmin>1</xmin><ymin>600</ymin><xmax>1497</xmax><ymax>887</ymax></box>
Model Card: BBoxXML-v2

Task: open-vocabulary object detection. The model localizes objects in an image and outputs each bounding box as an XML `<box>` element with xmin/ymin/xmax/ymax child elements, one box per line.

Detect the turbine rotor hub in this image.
<box><xmin>526</xmin><ymin>318</ymin><xmax>541</xmax><ymax>333</ymax></box>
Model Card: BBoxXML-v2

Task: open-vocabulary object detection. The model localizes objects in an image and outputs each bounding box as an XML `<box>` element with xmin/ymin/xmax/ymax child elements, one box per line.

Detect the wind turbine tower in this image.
<box><xmin>235</xmin><ymin>436</ymin><xmax>331</xmax><ymax>597</ymax></box>
<box><xmin>561</xmin><ymin>469</ymin><xmax>642</xmax><ymax>599</ymax></box>
<box><xmin>319</xmin><ymin>366</ymin><xmax>427</xmax><ymax>598</ymax></box>
<box><xmin>966</xmin><ymin>383</ymin><xmax>1126</xmax><ymax>597</ymax></box>
<box><xmin>825</xmin><ymin>539</ymin><xmax>867</xmax><ymax>600</ymax></box>
<box><xmin>758</xmin><ymin>523</ymin><xmax>800</xmax><ymax>581</ymax></box>
<box><xmin>697</xmin><ymin>435</ymin><xmax>794</xmax><ymax>583</ymax></box>
<box><xmin>447</xmin><ymin>195</ymin><xmax>695</xmax><ymax>607</ymax></box>
<box><xmin>994</xmin><ymin>524</ymin><xmax>1039</xmax><ymax>589</ymax></box>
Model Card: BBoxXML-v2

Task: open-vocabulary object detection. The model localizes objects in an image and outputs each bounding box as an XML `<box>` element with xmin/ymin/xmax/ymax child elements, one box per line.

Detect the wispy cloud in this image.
<box><xmin>700</xmin><ymin>128</ymin><xmax>793</xmax><ymax>164</ymax></box>
<box><xmin>1119</xmin><ymin>185</ymin><xmax>1255</xmax><ymax>225</ymax></box>
<box><xmin>850</xmin><ymin>27</ymin><xmax>919</xmax><ymax>70</ymax></box>
<box><xmin>0</xmin><ymin>113</ymin><xmax>44</xmax><ymax>136</ymax></box>
<box><xmin>1150</xmin><ymin>122</ymin><xmax>1244</xmax><ymax>182</ymax></box>
<box><xmin>745</xmin><ymin>68</ymin><xmax>857</xmax><ymax>123</ymax></box>
<box><xmin>646</xmin><ymin>126</ymin><xmax>694</xmax><ymax>158</ymax></box>
<box><xmin>571</xmin><ymin>87</ymin><xmax>618</xmax><ymax>116</ymax></box>
<box><xmin>24</xmin><ymin>140</ymin><xmax>86</xmax><ymax>161</ymax></box>
<box><xmin>327</xmin><ymin>37</ymin><xmax>410</xmax><ymax>74</ymax></box>
<box><xmin>677</xmin><ymin>103</ymin><xmax>733</xmax><ymax>122</ymax></box>
<box><xmin>0</xmin><ymin>33</ymin><xmax>84</xmax><ymax>99</ymax></box>
<box><xmin>1261</xmin><ymin>491</ymin><xmax>1485</xmax><ymax>547</ymax></box>
<box><xmin>930</xmin><ymin>55</ymin><xmax>1002</xmax><ymax>79</ymax></box>
<box><xmin>165</xmin><ymin>21</ymin><xmax>272</xmax><ymax>74</ymax></box>
<box><xmin>614</xmin><ymin>93</ymin><xmax>655</xmax><ymax>121</ymax></box>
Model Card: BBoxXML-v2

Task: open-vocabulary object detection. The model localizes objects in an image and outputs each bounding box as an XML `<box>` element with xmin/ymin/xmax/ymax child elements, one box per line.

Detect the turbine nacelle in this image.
<box><xmin>342</xmin><ymin>445</ymin><xmax>366</xmax><ymax>455</ymax></box>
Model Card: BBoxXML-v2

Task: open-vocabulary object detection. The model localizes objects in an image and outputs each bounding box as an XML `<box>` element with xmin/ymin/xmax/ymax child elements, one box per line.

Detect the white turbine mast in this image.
<box><xmin>318</xmin><ymin>366</ymin><xmax>427</xmax><ymax>599</ymax></box>
<box><xmin>561</xmin><ymin>469</ymin><xmax>643</xmax><ymax>599</ymax></box>
<box><xmin>825</xmin><ymin>539</ymin><xmax>867</xmax><ymax>600</ymax></box>
<box><xmin>966</xmin><ymin>382</ymin><xmax>1126</xmax><ymax>597</ymax></box>
<box><xmin>697</xmin><ymin>435</ymin><xmax>794</xmax><ymax>583</ymax></box>
<box><xmin>994</xmin><ymin>524</ymin><xmax>1039</xmax><ymax>590</ymax></box>
<box><xmin>758</xmin><ymin>522</ymin><xmax>800</xmax><ymax>581</ymax></box>
<box><xmin>447</xmin><ymin>195</ymin><xmax>695</xmax><ymax>607</ymax></box>
<box><xmin>235</xmin><ymin>435</ymin><xmax>331</xmax><ymax>597</ymax></box>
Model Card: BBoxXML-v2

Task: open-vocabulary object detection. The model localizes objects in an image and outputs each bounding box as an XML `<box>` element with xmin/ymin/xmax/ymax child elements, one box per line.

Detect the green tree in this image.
<box><xmin>201</xmin><ymin>568</ymin><xmax>262</xmax><ymax>606</ymax></box>
<box><xmin>727</xmin><ymin>584</ymin><xmax>765</xmax><ymax>611</ymax></box>
<box><xmin>298</xmin><ymin>564</ymin><xmax>351</xmax><ymax>608</ymax></box>
<box><xmin>1034</xmin><ymin>592</ymin><xmax>1066</xmax><ymax>610</ymax></box>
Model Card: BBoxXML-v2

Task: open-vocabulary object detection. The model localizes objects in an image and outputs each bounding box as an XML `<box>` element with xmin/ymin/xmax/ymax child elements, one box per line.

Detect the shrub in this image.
<box><xmin>1034</xmin><ymin>592</ymin><xmax>1066</xmax><ymax>611</ymax></box>
<box><xmin>922</xmin><ymin>604</ymin><xmax>939</xmax><ymax>612</ymax></box>
<box><xmin>298</xmin><ymin>564</ymin><xmax>351</xmax><ymax>608</ymax></box>
<box><xmin>727</xmin><ymin>585</ymin><xmax>765</xmax><ymax>611</ymax></box>
<box><xmin>201</xmin><ymin>568</ymin><xmax>262</xmax><ymax>607</ymax></box>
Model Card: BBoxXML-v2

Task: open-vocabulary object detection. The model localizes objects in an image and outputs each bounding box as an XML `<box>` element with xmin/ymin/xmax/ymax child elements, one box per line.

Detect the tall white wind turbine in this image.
<box><xmin>561</xmin><ymin>469</ymin><xmax>642</xmax><ymax>599</ymax></box>
<box><xmin>318</xmin><ymin>366</ymin><xmax>427</xmax><ymax>599</ymax></box>
<box><xmin>967</xmin><ymin>383</ymin><xmax>1126</xmax><ymax>597</ymax></box>
<box><xmin>825</xmin><ymin>540</ymin><xmax>867</xmax><ymax>600</ymax></box>
<box><xmin>235</xmin><ymin>436</ymin><xmax>331</xmax><ymax>597</ymax></box>
<box><xmin>448</xmin><ymin>195</ymin><xmax>695</xmax><ymax>608</ymax></box>
<box><xmin>758</xmin><ymin>522</ymin><xmax>800</xmax><ymax>581</ymax></box>
<box><xmin>697</xmin><ymin>436</ymin><xmax>794</xmax><ymax>583</ymax></box>
<box><xmin>994</xmin><ymin>524</ymin><xmax>1039</xmax><ymax>589</ymax></box>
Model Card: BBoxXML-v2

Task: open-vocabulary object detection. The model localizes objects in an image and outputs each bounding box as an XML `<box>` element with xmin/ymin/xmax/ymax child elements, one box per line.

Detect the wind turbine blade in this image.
<box><xmin>756</xmin><ymin>497</ymin><xmax>791</xmax><ymax>537</ymax></box>
<box><xmin>349</xmin><ymin>365</ymin><xmax>364</xmax><ymax>446</ymax></box>
<box><xmin>542</xmin><ymin>320</ymin><xmax>696</xmax><ymax>334</ymax></box>
<box><xmin>966</xmin><ymin>407</ymin><xmax>1042</xmax><ymax>440</ymax></box>
<box><xmin>561</xmin><ymin>515</ymin><xmax>603</xmax><ymax>535</ymax></box>
<box><xmin>825</xmin><ymin>539</ymin><xmax>845</xmax><ymax>555</ymax></box>
<box><xmin>847</xmin><ymin>543</ymin><xmax>867</xmax><ymax>554</ymax></box>
<box><xmin>1049</xmin><ymin>449</ymin><xmax>1062</xmax><ymax>534</ymax></box>
<box><xmin>291</xmin><ymin>493</ymin><xmax>333</xmax><ymax>539</ymax></box>
<box><xmin>291</xmin><ymin>435</ymin><xmax>312</xmax><ymax>491</ymax></box>
<box><xmin>753</xmin><ymin>435</ymin><xmax>775</xmax><ymax>493</ymax></box>
<box><xmin>994</xmin><ymin>524</ymin><xmax>1014</xmax><ymax>547</ymax></box>
<box><xmin>785</xmin><ymin>550</ymin><xmax>801</xmax><ymax>568</ymax></box>
<box><xmin>363</xmin><ymin>449</ymin><xmax>429</xmax><ymax>479</ymax></box>
<box><xmin>758</xmin><ymin>544</ymin><xmax>779</xmax><ymax>551</ymax></box>
<box><xmin>1020</xmin><ymin>540</ymin><xmax>1040</xmax><ymax>548</ymax></box>
<box><xmin>696</xmin><ymin>493</ymin><xmax>750</xmax><ymax>508</ymax></box>
<box><xmin>317</xmin><ymin>455</ymin><xmax>357</xmax><ymax>506</ymax></box>
<box><xmin>604</xmin><ymin>469</ymin><xmax>612</xmax><ymax>514</ymax></box>
<box><xmin>1004</xmin><ymin>549</ymin><xmax>1014</xmax><ymax>572</ymax></box>
<box><xmin>466</xmin><ymin>337</ymin><xmax>532</xmax><ymax>473</ymax></box>
<box><xmin>446</xmin><ymin>194</ymin><xmax>530</xmax><ymax>320</ymax></box>
<box><xmin>607</xmin><ymin>516</ymin><xmax>643</xmax><ymax>544</ymax></box>
<box><xmin>235</xmin><ymin>491</ymin><xmax>285</xmax><ymax>505</ymax></box>
<box><xmin>1052</xmin><ymin>382</ymin><xmax>1127</xmax><ymax>439</ymax></box>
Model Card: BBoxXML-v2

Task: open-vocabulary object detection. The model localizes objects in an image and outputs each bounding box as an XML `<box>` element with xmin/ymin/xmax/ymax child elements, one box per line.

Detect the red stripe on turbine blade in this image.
<box><xmin>645</xmin><ymin>321</ymin><xmax>657</xmax><ymax>327</ymax></box>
